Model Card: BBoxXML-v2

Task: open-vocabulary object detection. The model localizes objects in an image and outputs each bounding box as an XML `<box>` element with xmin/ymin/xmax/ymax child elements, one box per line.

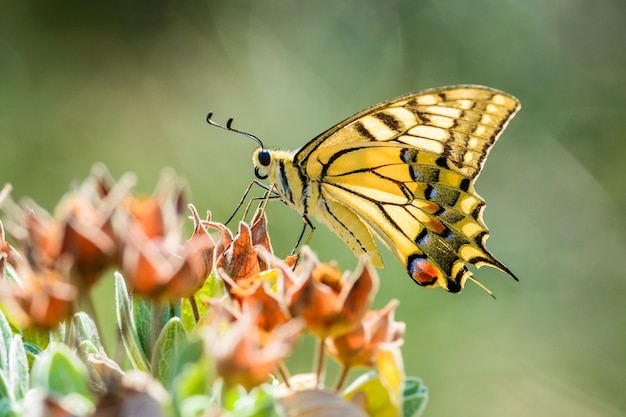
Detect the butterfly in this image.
<box><xmin>208</xmin><ymin>85</ymin><xmax>520</xmax><ymax>293</ymax></box>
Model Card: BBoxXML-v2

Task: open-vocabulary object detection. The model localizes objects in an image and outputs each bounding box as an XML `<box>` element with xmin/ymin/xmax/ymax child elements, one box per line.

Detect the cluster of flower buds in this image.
<box><xmin>0</xmin><ymin>166</ymin><xmax>407</xmax><ymax>412</ymax></box>
<box><xmin>0</xmin><ymin>166</ymin><xmax>214</xmax><ymax>328</ymax></box>
<box><xmin>201</xmin><ymin>209</ymin><xmax>406</xmax><ymax>395</ymax></box>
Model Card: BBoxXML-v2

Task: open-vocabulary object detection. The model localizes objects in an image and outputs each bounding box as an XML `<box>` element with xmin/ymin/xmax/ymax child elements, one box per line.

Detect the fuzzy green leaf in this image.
<box><xmin>132</xmin><ymin>296</ymin><xmax>152</xmax><ymax>359</ymax></box>
<box><xmin>178</xmin><ymin>395</ymin><xmax>216</xmax><ymax>417</ymax></box>
<box><xmin>31</xmin><ymin>343</ymin><xmax>93</xmax><ymax>401</ymax></box>
<box><xmin>1</xmin><ymin>263</ymin><xmax>22</xmax><ymax>287</ymax></box>
<box><xmin>114</xmin><ymin>271</ymin><xmax>149</xmax><ymax>371</ymax></box>
<box><xmin>72</xmin><ymin>312</ymin><xmax>105</xmax><ymax>355</ymax></box>
<box><xmin>171</xmin><ymin>337</ymin><xmax>213</xmax><ymax>413</ymax></box>
<box><xmin>0</xmin><ymin>369</ymin><xmax>11</xmax><ymax>401</ymax></box>
<box><xmin>230</xmin><ymin>385</ymin><xmax>279</xmax><ymax>417</ymax></box>
<box><xmin>23</xmin><ymin>342</ymin><xmax>42</xmax><ymax>369</ymax></box>
<box><xmin>0</xmin><ymin>309</ymin><xmax>12</xmax><ymax>372</ymax></box>
<box><xmin>402</xmin><ymin>377</ymin><xmax>428</xmax><ymax>417</ymax></box>
<box><xmin>151</xmin><ymin>317</ymin><xmax>187</xmax><ymax>387</ymax></box>
<box><xmin>8</xmin><ymin>336</ymin><xmax>28</xmax><ymax>400</ymax></box>
<box><xmin>21</xmin><ymin>328</ymin><xmax>49</xmax><ymax>351</ymax></box>
<box><xmin>0</xmin><ymin>398</ymin><xmax>19</xmax><ymax>417</ymax></box>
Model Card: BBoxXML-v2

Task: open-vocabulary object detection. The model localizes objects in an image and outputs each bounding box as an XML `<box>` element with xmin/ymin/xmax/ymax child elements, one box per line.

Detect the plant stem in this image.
<box><xmin>314</xmin><ymin>337</ymin><xmax>326</xmax><ymax>388</ymax></box>
<box><xmin>189</xmin><ymin>296</ymin><xmax>200</xmax><ymax>323</ymax></box>
<box><xmin>276</xmin><ymin>361</ymin><xmax>291</xmax><ymax>388</ymax></box>
<box><xmin>334</xmin><ymin>365</ymin><xmax>351</xmax><ymax>392</ymax></box>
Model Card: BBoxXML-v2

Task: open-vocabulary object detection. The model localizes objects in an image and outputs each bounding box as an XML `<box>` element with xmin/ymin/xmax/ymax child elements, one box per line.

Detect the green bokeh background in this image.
<box><xmin>2</xmin><ymin>1</ymin><xmax>625</xmax><ymax>416</ymax></box>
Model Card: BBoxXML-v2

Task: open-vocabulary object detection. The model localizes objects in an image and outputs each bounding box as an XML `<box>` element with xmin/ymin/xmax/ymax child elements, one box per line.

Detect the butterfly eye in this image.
<box><xmin>257</xmin><ymin>149</ymin><xmax>271</xmax><ymax>167</ymax></box>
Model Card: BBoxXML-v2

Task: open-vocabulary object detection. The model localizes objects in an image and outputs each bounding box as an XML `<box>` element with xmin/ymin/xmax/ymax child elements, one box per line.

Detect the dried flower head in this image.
<box><xmin>1</xmin><ymin>166</ymin><xmax>128</xmax><ymax>291</ymax></box>
<box><xmin>0</xmin><ymin>261</ymin><xmax>77</xmax><ymax>329</ymax></box>
<box><xmin>283</xmin><ymin>247</ymin><xmax>379</xmax><ymax>339</ymax></box>
<box><xmin>208</xmin><ymin>308</ymin><xmax>302</xmax><ymax>391</ymax></box>
<box><xmin>326</xmin><ymin>299</ymin><xmax>405</xmax><ymax>369</ymax></box>
<box><xmin>121</xmin><ymin>205</ymin><xmax>215</xmax><ymax>302</ymax></box>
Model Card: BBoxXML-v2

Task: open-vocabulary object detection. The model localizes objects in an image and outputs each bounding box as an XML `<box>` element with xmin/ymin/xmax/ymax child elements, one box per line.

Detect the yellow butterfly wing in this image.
<box><xmin>296</xmin><ymin>85</ymin><xmax>520</xmax><ymax>292</ymax></box>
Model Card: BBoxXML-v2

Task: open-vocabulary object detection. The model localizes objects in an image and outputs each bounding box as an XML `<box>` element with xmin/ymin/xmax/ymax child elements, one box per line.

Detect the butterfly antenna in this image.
<box><xmin>206</xmin><ymin>112</ymin><xmax>266</xmax><ymax>149</ymax></box>
<box><xmin>468</xmin><ymin>276</ymin><xmax>496</xmax><ymax>300</ymax></box>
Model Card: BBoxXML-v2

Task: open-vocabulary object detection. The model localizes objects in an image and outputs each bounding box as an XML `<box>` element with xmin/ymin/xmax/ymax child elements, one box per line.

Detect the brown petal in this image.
<box><xmin>216</xmin><ymin>222</ymin><xmax>261</xmax><ymax>289</ymax></box>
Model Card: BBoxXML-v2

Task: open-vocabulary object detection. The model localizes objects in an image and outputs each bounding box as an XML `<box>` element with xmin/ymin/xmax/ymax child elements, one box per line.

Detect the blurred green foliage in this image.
<box><xmin>1</xmin><ymin>1</ymin><xmax>625</xmax><ymax>416</ymax></box>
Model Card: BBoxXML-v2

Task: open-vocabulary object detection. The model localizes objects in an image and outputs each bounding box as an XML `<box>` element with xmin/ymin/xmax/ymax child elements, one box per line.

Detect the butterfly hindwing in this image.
<box><xmin>312</xmin><ymin>142</ymin><xmax>509</xmax><ymax>291</ymax></box>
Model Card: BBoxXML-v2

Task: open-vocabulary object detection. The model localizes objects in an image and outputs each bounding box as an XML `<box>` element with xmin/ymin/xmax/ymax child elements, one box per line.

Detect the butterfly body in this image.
<box><xmin>251</xmin><ymin>85</ymin><xmax>520</xmax><ymax>293</ymax></box>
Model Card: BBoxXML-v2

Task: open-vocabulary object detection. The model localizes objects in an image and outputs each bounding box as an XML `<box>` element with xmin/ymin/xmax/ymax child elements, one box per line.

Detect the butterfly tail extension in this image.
<box><xmin>473</xmin><ymin>255</ymin><xmax>519</xmax><ymax>282</ymax></box>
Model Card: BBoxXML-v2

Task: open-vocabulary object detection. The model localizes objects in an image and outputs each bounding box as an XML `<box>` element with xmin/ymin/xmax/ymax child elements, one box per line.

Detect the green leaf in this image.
<box><xmin>72</xmin><ymin>312</ymin><xmax>105</xmax><ymax>356</ymax></box>
<box><xmin>78</xmin><ymin>339</ymin><xmax>99</xmax><ymax>357</ymax></box>
<box><xmin>21</xmin><ymin>327</ymin><xmax>49</xmax><ymax>351</ymax></box>
<box><xmin>0</xmin><ymin>368</ymin><xmax>12</xmax><ymax>401</ymax></box>
<box><xmin>23</xmin><ymin>342</ymin><xmax>43</xmax><ymax>369</ymax></box>
<box><xmin>78</xmin><ymin>340</ymin><xmax>108</xmax><ymax>394</ymax></box>
<box><xmin>230</xmin><ymin>385</ymin><xmax>279</xmax><ymax>417</ymax></box>
<box><xmin>31</xmin><ymin>343</ymin><xmax>93</xmax><ymax>401</ymax></box>
<box><xmin>171</xmin><ymin>337</ymin><xmax>214</xmax><ymax>414</ymax></box>
<box><xmin>178</xmin><ymin>395</ymin><xmax>217</xmax><ymax>417</ymax></box>
<box><xmin>0</xmin><ymin>398</ymin><xmax>19</xmax><ymax>417</ymax></box>
<box><xmin>1</xmin><ymin>263</ymin><xmax>22</xmax><ymax>287</ymax></box>
<box><xmin>132</xmin><ymin>296</ymin><xmax>152</xmax><ymax>359</ymax></box>
<box><xmin>181</xmin><ymin>270</ymin><xmax>224</xmax><ymax>332</ymax></box>
<box><xmin>220</xmin><ymin>383</ymin><xmax>247</xmax><ymax>412</ymax></box>
<box><xmin>402</xmin><ymin>377</ymin><xmax>428</xmax><ymax>417</ymax></box>
<box><xmin>151</xmin><ymin>317</ymin><xmax>187</xmax><ymax>387</ymax></box>
<box><xmin>8</xmin><ymin>336</ymin><xmax>28</xmax><ymax>400</ymax></box>
<box><xmin>114</xmin><ymin>271</ymin><xmax>149</xmax><ymax>371</ymax></box>
<box><xmin>0</xmin><ymin>309</ymin><xmax>12</xmax><ymax>371</ymax></box>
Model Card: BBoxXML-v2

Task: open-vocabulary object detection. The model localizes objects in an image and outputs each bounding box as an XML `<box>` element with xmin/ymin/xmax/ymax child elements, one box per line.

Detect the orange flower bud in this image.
<box><xmin>326</xmin><ymin>299</ymin><xmax>404</xmax><ymax>368</ymax></box>
<box><xmin>209</xmin><ymin>309</ymin><xmax>302</xmax><ymax>390</ymax></box>
<box><xmin>122</xmin><ymin>228</ymin><xmax>213</xmax><ymax>301</ymax></box>
<box><xmin>285</xmin><ymin>247</ymin><xmax>378</xmax><ymax>339</ymax></box>
<box><xmin>214</xmin><ymin>222</ymin><xmax>262</xmax><ymax>297</ymax></box>
<box><xmin>0</xmin><ymin>263</ymin><xmax>77</xmax><ymax>329</ymax></box>
<box><xmin>12</xmin><ymin>190</ymin><xmax>117</xmax><ymax>291</ymax></box>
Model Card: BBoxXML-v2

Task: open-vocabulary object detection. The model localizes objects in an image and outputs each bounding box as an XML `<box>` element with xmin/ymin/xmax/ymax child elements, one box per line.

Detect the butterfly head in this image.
<box><xmin>253</xmin><ymin>148</ymin><xmax>271</xmax><ymax>180</ymax></box>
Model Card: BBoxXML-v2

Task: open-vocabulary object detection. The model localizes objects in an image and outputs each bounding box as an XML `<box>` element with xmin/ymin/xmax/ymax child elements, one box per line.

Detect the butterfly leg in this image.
<box><xmin>290</xmin><ymin>215</ymin><xmax>316</xmax><ymax>255</ymax></box>
<box><xmin>225</xmin><ymin>180</ymin><xmax>281</xmax><ymax>225</ymax></box>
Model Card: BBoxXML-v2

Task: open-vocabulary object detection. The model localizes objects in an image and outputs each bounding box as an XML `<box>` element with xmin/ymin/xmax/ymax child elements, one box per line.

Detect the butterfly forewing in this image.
<box><xmin>260</xmin><ymin>85</ymin><xmax>519</xmax><ymax>293</ymax></box>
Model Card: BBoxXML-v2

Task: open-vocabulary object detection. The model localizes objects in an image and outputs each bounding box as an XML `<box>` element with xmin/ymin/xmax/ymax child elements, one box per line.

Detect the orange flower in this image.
<box><xmin>283</xmin><ymin>247</ymin><xmax>378</xmax><ymax>339</ymax></box>
<box><xmin>121</xmin><ymin>205</ymin><xmax>215</xmax><ymax>301</ymax></box>
<box><xmin>214</xmin><ymin>221</ymin><xmax>261</xmax><ymax>295</ymax></box>
<box><xmin>218</xmin><ymin>270</ymin><xmax>292</xmax><ymax>334</ymax></box>
<box><xmin>119</xmin><ymin>170</ymin><xmax>186</xmax><ymax>242</ymax></box>
<box><xmin>0</xmin><ymin>262</ymin><xmax>77</xmax><ymax>329</ymax></box>
<box><xmin>4</xmin><ymin>171</ymin><xmax>120</xmax><ymax>291</ymax></box>
<box><xmin>326</xmin><ymin>299</ymin><xmax>405</xmax><ymax>368</ymax></box>
<box><xmin>208</xmin><ymin>308</ymin><xmax>302</xmax><ymax>390</ymax></box>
